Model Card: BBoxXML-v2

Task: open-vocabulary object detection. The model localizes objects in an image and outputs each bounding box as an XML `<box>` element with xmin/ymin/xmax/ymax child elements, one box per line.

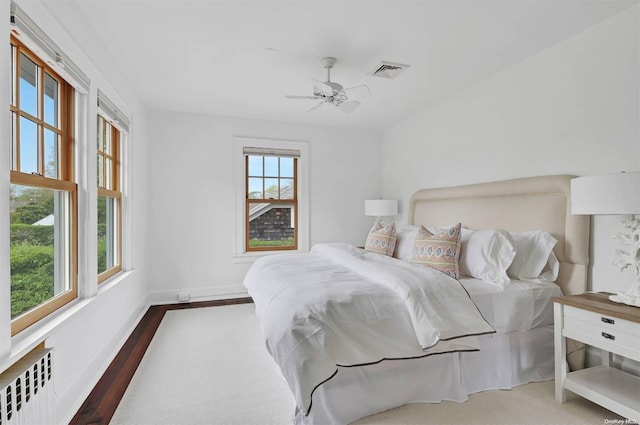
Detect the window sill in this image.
<box><xmin>98</xmin><ymin>269</ymin><xmax>130</xmax><ymax>292</ymax></box>
<box><xmin>1</xmin><ymin>270</ymin><xmax>135</xmax><ymax>374</ymax></box>
<box><xmin>232</xmin><ymin>249</ymin><xmax>308</xmax><ymax>264</ymax></box>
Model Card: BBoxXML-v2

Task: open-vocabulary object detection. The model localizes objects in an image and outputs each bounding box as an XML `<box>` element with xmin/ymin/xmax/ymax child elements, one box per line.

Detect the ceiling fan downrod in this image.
<box><xmin>322</xmin><ymin>57</ymin><xmax>337</xmax><ymax>82</ymax></box>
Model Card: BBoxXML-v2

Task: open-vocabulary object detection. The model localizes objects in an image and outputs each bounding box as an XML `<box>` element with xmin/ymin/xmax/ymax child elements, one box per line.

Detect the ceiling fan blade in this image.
<box><xmin>285</xmin><ymin>95</ymin><xmax>321</xmax><ymax>100</ymax></box>
<box><xmin>313</xmin><ymin>80</ymin><xmax>334</xmax><ymax>96</ymax></box>
<box><xmin>342</xmin><ymin>84</ymin><xmax>371</xmax><ymax>98</ymax></box>
<box><xmin>337</xmin><ymin>100</ymin><xmax>360</xmax><ymax>113</ymax></box>
<box><xmin>307</xmin><ymin>101</ymin><xmax>325</xmax><ymax>112</ymax></box>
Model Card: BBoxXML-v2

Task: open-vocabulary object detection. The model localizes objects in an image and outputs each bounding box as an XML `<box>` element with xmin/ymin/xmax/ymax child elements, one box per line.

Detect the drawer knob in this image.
<box><xmin>601</xmin><ymin>332</ymin><xmax>616</xmax><ymax>341</ymax></box>
<box><xmin>601</xmin><ymin>317</ymin><xmax>615</xmax><ymax>325</ymax></box>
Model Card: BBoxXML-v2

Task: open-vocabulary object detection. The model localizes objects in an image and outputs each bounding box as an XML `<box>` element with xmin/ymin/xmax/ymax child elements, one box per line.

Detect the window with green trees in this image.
<box><xmin>97</xmin><ymin>114</ymin><xmax>121</xmax><ymax>282</ymax></box>
<box><xmin>9</xmin><ymin>36</ymin><xmax>77</xmax><ymax>335</ymax></box>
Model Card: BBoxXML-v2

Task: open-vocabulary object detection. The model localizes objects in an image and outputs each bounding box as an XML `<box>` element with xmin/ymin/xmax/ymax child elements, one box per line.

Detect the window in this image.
<box><xmin>235</xmin><ymin>138</ymin><xmax>309</xmax><ymax>257</ymax></box>
<box><xmin>97</xmin><ymin>114</ymin><xmax>122</xmax><ymax>282</ymax></box>
<box><xmin>245</xmin><ymin>149</ymin><xmax>298</xmax><ymax>251</ymax></box>
<box><xmin>9</xmin><ymin>36</ymin><xmax>77</xmax><ymax>334</ymax></box>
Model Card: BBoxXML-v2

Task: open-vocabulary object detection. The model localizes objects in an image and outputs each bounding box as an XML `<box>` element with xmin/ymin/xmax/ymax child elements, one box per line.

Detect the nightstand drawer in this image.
<box><xmin>564</xmin><ymin>315</ymin><xmax>640</xmax><ymax>354</ymax></box>
<box><xmin>564</xmin><ymin>305</ymin><xmax>639</xmax><ymax>337</ymax></box>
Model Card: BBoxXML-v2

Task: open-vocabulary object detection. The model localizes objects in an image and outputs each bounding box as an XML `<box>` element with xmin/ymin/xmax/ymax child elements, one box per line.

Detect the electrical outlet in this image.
<box><xmin>178</xmin><ymin>293</ymin><xmax>190</xmax><ymax>302</ymax></box>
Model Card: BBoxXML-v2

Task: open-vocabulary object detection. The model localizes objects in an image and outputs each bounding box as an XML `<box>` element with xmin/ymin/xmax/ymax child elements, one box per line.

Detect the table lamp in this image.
<box><xmin>364</xmin><ymin>199</ymin><xmax>398</xmax><ymax>224</ymax></box>
<box><xmin>571</xmin><ymin>171</ymin><xmax>640</xmax><ymax>306</ymax></box>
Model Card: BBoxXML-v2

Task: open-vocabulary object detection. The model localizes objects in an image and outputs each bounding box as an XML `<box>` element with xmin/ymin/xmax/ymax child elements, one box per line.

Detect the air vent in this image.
<box><xmin>367</xmin><ymin>60</ymin><xmax>410</xmax><ymax>79</ymax></box>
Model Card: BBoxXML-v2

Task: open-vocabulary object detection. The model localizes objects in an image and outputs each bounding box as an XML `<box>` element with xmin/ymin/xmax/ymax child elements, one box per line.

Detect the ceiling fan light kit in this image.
<box><xmin>286</xmin><ymin>56</ymin><xmax>369</xmax><ymax>113</ymax></box>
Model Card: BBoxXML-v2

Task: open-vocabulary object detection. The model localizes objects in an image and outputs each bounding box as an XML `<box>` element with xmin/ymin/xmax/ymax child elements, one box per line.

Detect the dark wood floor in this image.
<box><xmin>70</xmin><ymin>297</ymin><xmax>253</xmax><ymax>425</ymax></box>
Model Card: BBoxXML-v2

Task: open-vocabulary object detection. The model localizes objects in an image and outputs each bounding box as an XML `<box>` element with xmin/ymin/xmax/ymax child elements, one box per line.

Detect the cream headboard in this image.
<box><xmin>408</xmin><ymin>175</ymin><xmax>590</xmax><ymax>295</ymax></box>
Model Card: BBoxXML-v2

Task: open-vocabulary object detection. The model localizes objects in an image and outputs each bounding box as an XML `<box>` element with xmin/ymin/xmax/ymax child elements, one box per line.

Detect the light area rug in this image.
<box><xmin>110</xmin><ymin>304</ymin><xmax>294</xmax><ymax>425</ymax></box>
<box><xmin>111</xmin><ymin>304</ymin><xmax>624</xmax><ymax>425</ymax></box>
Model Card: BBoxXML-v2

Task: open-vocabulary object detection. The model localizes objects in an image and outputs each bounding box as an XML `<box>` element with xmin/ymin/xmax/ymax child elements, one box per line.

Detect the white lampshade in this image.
<box><xmin>364</xmin><ymin>199</ymin><xmax>398</xmax><ymax>217</ymax></box>
<box><xmin>571</xmin><ymin>172</ymin><xmax>640</xmax><ymax>215</ymax></box>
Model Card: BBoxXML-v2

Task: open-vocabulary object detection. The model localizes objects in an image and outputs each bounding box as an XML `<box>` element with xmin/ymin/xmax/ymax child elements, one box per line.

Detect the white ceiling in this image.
<box><xmin>47</xmin><ymin>0</ymin><xmax>637</xmax><ymax>130</ymax></box>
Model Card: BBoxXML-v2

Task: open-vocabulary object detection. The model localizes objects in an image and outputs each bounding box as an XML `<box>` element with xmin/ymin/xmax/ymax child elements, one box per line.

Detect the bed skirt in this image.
<box><xmin>294</xmin><ymin>325</ymin><xmax>554</xmax><ymax>425</ymax></box>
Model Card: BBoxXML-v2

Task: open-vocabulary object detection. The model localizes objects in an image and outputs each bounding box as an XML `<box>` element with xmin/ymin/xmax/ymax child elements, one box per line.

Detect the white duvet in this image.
<box><xmin>243</xmin><ymin>243</ymin><xmax>495</xmax><ymax>416</ymax></box>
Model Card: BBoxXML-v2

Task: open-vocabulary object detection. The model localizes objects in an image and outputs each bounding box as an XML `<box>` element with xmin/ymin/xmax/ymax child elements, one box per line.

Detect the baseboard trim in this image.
<box><xmin>150</xmin><ymin>285</ymin><xmax>248</xmax><ymax>305</ymax></box>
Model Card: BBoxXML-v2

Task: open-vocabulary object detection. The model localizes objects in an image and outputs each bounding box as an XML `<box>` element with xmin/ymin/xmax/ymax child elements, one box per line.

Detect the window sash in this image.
<box><xmin>10</xmin><ymin>38</ymin><xmax>73</xmax><ymax>181</ymax></box>
<box><xmin>10</xmin><ymin>175</ymin><xmax>77</xmax><ymax>335</ymax></box>
<box><xmin>97</xmin><ymin>191</ymin><xmax>122</xmax><ymax>282</ymax></box>
<box><xmin>97</xmin><ymin>116</ymin><xmax>120</xmax><ymax>192</ymax></box>
<box><xmin>97</xmin><ymin>115</ymin><xmax>122</xmax><ymax>283</ymax></box>
<box><xmin>245</xmin><ymin>155</ymin><xmax>298</xmax><ymax>252</ymax></box>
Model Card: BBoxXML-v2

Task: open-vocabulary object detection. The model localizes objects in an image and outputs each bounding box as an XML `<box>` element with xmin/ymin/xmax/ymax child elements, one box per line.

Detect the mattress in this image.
<box><xmin>460</xmin><ymin>277</ymin><xmax>562</xmax><ymax>334</ymax></box>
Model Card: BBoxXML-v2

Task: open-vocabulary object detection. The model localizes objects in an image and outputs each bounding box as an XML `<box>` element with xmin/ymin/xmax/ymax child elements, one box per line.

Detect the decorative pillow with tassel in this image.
<box><xmin>364</xmin><ymin>221</ymin><xmax>397</xmax><ymax>256</ymax></box>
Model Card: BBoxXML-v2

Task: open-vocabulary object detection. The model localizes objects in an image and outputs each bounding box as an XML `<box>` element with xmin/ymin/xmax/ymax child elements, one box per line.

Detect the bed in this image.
<box><xmin>243</xmin><ymin>175</ymin><xmax>590</xmax><ymax>425</ymax></box>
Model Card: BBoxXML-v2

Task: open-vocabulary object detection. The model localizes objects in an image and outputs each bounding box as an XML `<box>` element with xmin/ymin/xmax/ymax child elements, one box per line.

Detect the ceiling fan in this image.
<box><xmin>286</xmin><ymin>57</ymin><xmax>369</xmax><ymax>113</ymax></box>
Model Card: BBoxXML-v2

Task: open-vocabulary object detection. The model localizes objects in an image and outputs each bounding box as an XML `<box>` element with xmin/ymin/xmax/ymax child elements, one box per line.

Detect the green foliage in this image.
<box><xmin>97</xmin><ymin>196</ymin><xmax>113</xmax><ymax>273</ymax></box>
<box><xmin>10</xmin><ymin>243</ymin><xmax>55</xmax><ymax>318</ymax></box>
<box><xmin>97</xmin><ymin>195</ymin><xmax>106</xmax><ymax>225</ymax></box>
<box><xmin>10</xmin><ymin>224</ymin><xmax>55</xmax><ymax>246</ymax></box>
<box><xmin>9</xmin><ymin>186</ymin><xmax>58</xmax><ymax>318</ymax></box>
<box><xmin>11</xmin><ymin>189</ymin><xmax>54</xmax><ymax>224</ymax></box>
<box><xmin>98</xmin><ymin>223</ymin><xmax>107</xmax><ymax>239</ymax></box>
<box><xmin>98</xmin><ymin>235</ymin><xmax>107</xmax><ymax>274</ymax></box>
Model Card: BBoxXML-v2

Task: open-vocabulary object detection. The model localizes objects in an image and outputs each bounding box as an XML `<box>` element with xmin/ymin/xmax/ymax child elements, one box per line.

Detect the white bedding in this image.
<box><xmin>299</xmin><ymin>326</ymin><xmax>555</xmax><ymax>424</ymax></box>
<box><xmin>243</xmin><ymin>243</ymin><xmax>495</xmax><ymax>416</ymax></box>
<box><xmin>295</xmin><ymin>278</ymin><xmax>560</xmax><ymax>424</ymax></box>
<box><xmin>459</xmin><ymin>277</ymin><xmax>562</xmax><ymax>333</ymax></box>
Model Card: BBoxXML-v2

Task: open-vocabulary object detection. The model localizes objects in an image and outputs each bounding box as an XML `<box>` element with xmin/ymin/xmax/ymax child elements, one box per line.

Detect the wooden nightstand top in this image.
<box><xmin>553</xmin><ymin>292</ymin><xmax>640</xmax><ymax>324</ymax></box>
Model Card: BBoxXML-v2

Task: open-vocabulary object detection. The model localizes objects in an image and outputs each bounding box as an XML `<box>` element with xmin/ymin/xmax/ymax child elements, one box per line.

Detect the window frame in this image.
<box><xmin>234</xmin><ymin>137</ymin><xmax>309</xmax><ymax>259</ymax></box>
<box><xmin>9</xmin><ymin>36</ymin><xmax>77</xmax><ymax>336</ymax></box>
<box><xmin>96</xmin><ymin>114</ymin><xmax>122</xmax><ymax>283</ymax></box>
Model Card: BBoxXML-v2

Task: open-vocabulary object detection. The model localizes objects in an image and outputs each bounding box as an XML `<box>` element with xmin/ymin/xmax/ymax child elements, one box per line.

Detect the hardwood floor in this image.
<box><xmin>69</xmin><ymin>297</ymin><xmax>253</xmax><ymax>425</ymax></box>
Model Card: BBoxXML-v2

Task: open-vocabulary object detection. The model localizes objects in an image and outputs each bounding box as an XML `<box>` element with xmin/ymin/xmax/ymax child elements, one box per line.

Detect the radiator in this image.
<box><xmin>0</xmin><ymin>349</ymin><xmax>54</xmax><ymax>425</ymax></box>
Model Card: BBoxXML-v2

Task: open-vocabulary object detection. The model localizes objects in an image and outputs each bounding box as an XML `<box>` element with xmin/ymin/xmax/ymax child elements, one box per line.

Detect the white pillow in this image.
<box><xmin>507</xmin><ymin>231</ymin><xmax>558</xmax><ymax>281</ymax></box>
<box><xmin>539</xmin><ymin>250</ymin><xmax>560</xmax><ymax>282</ymax></box>
<box><xmin>459</xmin><ymin>229</ymin><xmax>516</xmax><ymax>288</ymax></box>
<box><xmin>394</xmin><ymin>225</ymin><xmax>419</xmax><ymax>261</ymax></box>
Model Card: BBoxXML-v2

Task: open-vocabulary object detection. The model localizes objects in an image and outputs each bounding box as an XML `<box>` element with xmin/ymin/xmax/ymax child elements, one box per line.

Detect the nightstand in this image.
<box><xmin>553</xmin><ymin>293</ymin><xmax>640</xmax><ymax>421</ymax></box>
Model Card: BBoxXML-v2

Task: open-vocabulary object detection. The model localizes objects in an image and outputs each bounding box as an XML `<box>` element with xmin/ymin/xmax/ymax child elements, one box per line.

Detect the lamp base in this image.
<box><xmin>609</xmin><ymin>214</ymin><xmax>640</xmax><ymax>308</ymax></box>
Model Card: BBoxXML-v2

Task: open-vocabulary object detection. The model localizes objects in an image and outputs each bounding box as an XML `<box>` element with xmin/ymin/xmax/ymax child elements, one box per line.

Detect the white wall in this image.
<box><xmin>0</xmin><ymin>0</ymin><xmax>11</xmax><ymax>362</ymax></box>
<box><xmin>382</xmin><ymin>6</ymin><xmax>640</xmax><ymax>293</ymax></box>
<box><xmin>0</xmin><ymin>1</ymin><xmax>151</xmax><ymax>423</ymax></box>
<box><xmin>146</xmin><ymin>111</ymin><xmax>382</xmax><ymax>303</ymax></box>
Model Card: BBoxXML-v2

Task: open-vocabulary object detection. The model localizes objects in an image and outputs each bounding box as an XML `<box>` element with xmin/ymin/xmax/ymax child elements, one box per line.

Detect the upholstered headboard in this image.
<box><xmin>408</xmin><ymin>175</ymin><xmax>590</xmax><ymax>295</ymax></box>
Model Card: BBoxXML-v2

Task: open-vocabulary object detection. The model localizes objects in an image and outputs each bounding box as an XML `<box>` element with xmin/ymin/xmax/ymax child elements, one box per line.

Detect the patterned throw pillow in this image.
<box><xmin>365</xmin><ymin>221</ymin><xmax>397</xmax><ymax>256</ymax></box>
<box><xmin>411</xmin><ymin>223</ymin><xmax>462</xmax><ymax>278</ymax></box>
